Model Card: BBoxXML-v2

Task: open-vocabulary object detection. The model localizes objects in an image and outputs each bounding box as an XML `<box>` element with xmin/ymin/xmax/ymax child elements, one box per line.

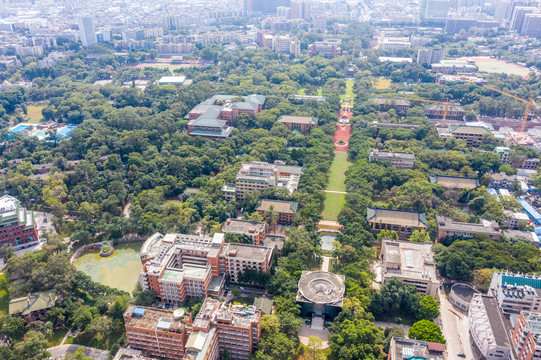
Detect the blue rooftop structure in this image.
<box><xmin>132</xmin><ymin>307</ymin><xmax>146</xmax><ymax>316</ymax></box>
<box><xmin>502</xmin><ymin>274</ymin><xmax>541</xmax><ymax>289</ymax></box>
<box><xmin>517</xmin><ymin>198</ymin><xmax>541</xmax><ymax>225</ymax></box>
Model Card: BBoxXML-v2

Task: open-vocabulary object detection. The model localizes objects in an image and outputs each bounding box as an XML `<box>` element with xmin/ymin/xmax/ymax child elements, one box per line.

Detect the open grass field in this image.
<box><xmin>340</xmin><ymin>79</ymin><xmax>355</xmax><ymax>105</ymax></box>
<box><xmin>327</xmin><ymin>151</ymin><xmax>350</xmax><ymax>192</ymax></box>
<box><xmin>321</xmin><ymin>152</ymin><xmax>351</xmax><ymax>220</ymax></box>
<box><xmin>374</xmin><ymin>78</ymin><xmax>392</xmax><ymax>89</ymax></box>
<box><xmin>0</xmin><ymin>273</ymin><xmax>8</xmax><ymax>315</ymax></box>
<box><xmin>47</xmin><ymin>328</ymin><xmax>68</xmax><ymax>347</ymax></box>
<box><xmin>321</xmin><ymin>192</ymin><xmax>345</xmax><ymax>221</ymax></box>
<box><xmin>131</xmin><ymin>63</ymin><xmax>188</xmax><ymax>70</ymax></box>
<box><xmin>317</xmin><ymin>87</ymin><xmax>323</xmax><ymax>96</ymax></box>
<box><xmin>27</xmin><ymin>104</ymin><xmax>45</xmax><ymax>124</ymax></box>
<box><xmin>460</xmin><ymin>57</ymin><xmax>530</xmax><ymax>77</ymax></box>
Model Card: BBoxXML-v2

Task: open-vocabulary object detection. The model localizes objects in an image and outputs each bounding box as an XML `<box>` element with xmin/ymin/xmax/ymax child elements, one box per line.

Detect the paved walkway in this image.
<box><xmin>48</xmin><ymin>345</ymin><xmax>109</xmax><ymax>360</ymax></box>
<box><xmin>299</xmin><ymin>321</ymin><xmax>330</xmax><ymax>348</ymax></box>
<box><xmin>324</xmin><ymin>190</ymin><xmax>347</xmax><ymax>194</ymax></box>
<box><xmin>321</xmin><ymin>256</ymin><xmax>331</xmax><ymax>272</ymax></box>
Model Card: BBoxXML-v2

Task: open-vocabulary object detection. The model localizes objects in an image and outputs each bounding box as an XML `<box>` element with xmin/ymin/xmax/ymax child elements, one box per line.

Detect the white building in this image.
<box><xmin>78</xmin><ymin>17</ymin><xmax>97</xmax><ymax>47</ymax></box>
<box><xmin>469</xmin><ymin>293</ymin><xmax>512</xmax><ymax>360</ymax></box>
<box><xmin>490</xmin><ymin>272</ymin><xmax>541</xmax><ymax>315</ymax></box>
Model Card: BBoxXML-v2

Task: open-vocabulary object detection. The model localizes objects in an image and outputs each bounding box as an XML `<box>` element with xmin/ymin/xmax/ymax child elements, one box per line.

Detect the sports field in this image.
<box><xmin>460</xmin><ymin>57</ymin><xmax>530</xmax><ymax>77</ymax></box>
<box><xmin>27</xmin><ymin>104</ymin><xmax>45</xmax><ymax>123</ymax></box>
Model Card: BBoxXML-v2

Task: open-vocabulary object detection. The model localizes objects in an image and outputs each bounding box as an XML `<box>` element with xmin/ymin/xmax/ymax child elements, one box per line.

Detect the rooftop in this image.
<box><xmin>277</xmin><ymin>115</ymin><xmax>318</xmax><ymax>125</ymax></box>
<box><xmin>449</xmin><ymin>125</ymin><xmax>488</xmax><ymax>135</ymax></box>
<box><xmin>369</xmin><ymin>150</ymin><xmax>415</xmax><ymax>160</ymax></box>
<box><xmin>388</xmin><ymin>337</ymin><xmax>445</xmax><ymax>360</ymax></box>
<box><xmin>382</xmin><ymin>240</ymin><xmax>439</xmax><ymax>285</ymax></box>
<box><xmin>221</xmin><ymin>243</ymin><xmax>272</xmax><ymax>262</ymax></box>
<box><xmin>436</xmin><ymin>215</ymin><xmax>500</xmax><ymax>236</ymax></box>
<box><xmin>430</xmin><ymin>175</ymin><xmax>479</xmax><ymax>189</ymax></box>
<box><xmin>9</xmin><ymin>290</ymin><xmax>57</xmax><ymax>316</ymax></box>
<box><xmin>222</xmin><ymin>219</ymin><xmax>265</xmax><ymax>236</ymax></box>
<box><xmin>124</xmin><ymin>305</ymin><xmax>190</xmax><ymax>333</ymax></box>
<box><xmin>257</xmin><ymin>199</ymin><xmax>299</xmax><ymax>214</ymax></box>
<box><xmin>370</xmin><ymin>97</ymin><xmax>411</xmax><ymax>106</ymax></box>
<box><xmin>296</xmin><ymin>271</ymin><xmax>345</xmax><ymax>306</ymax></box>
<box><xmin>367</xmin><ymin>207</ymin><xmax>428</xmax><ymax>228</ymax></box>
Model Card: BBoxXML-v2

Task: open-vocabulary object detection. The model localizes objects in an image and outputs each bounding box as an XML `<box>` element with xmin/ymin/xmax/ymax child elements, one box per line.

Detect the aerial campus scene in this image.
<box><xmin>2</xmin><ymin>0</ymin><xmax>541</xmax><ymax>360</ymax></box>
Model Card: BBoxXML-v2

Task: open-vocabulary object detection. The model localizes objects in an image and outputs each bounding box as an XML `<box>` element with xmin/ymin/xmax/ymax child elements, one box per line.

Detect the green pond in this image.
<box><xmin>75</xmin><ymin>242</ymin><xmax>143</xmax><ymax>293</ymax></box>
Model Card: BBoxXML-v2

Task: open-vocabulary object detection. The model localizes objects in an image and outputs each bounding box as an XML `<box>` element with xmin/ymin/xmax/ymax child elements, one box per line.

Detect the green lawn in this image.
<box><xmin>27</xmin><ymin>105</ymin><xmax>45</xmax><ymax>124</ymax></box>
<box><xmin>374</xmin><ymin>78</ymin><xmax>391</xmax><ymax>90</ymax></box>
<box><xmin>321</xmin><ymin>192</ymin><xmax>345</xmax><ymax>221</ymax></box>
<box><xmin>327</xmin><ymin>151</ymin><xmax>350</xmax><ymax>192</ymax></box>
<box><xmin>321</xmin><ymin>152</ymin><xmax>352</xmax><ymax>221</ymax></box>
<box><xmin>340</xmin><ymin>79</ymin><xmax>355</xmax><ymax>105</ymax></box>
<box><xmin>0</xmin><ymin>273</ymin><xmax>8</xmax><ymax>315</ymax></box>
<box><xmin>317</xmin><ymin>87</ymin><xmax>323</xmax><ymax>96</ymax></box>
<box><xmin>297</xmin><ymin>88</ymin><xmax>306</xmax><ymax>95</ymax></box>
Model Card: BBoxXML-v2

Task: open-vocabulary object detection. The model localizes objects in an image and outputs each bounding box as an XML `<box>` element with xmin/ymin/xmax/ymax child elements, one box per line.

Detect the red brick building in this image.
<box><xmin>0</xmin><ymin>195</ymin><xmax>38</xmax><ymax>249</ymax></box>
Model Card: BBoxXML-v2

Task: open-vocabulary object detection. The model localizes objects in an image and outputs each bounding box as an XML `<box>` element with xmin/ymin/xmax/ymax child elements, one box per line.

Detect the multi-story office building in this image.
<box><xmin>449</xmin><ymin>125</ymin><xmax>488</xmax><ymax>147</ymax></box>
<box><xmin>469</xmin><ymin>293</ymin><xmax>512</xmax><ymax>360</ymax></box>
<box><xmin>426</xmin><ymin>103</ymin><xmax>464</xmax><ymax>121</ymax></box>
<box><xmin>431</xmin><ymin>59</ymin><xmax>477</xmax><ymax>74</ymax></box>
<box><xmin>381</xmin><ymin>240</ymin><xmax>440</xmax><ymax>297</ymax></box>
<box><xmin>522</xmin><ymin>13</ymin><xmax>541</xmax><ymax>37</ymax></box>
<box><xmin>308</xmin><ymin>39</ymin><xmax>341</xmax><ymax>58</ymax></box>
<box><xmin>511</xmin><ymin>6</ymin><xmax>537</xmax><ymax>31</ymax></box>
<box><xmin>139</xmin><ymin>233</ymin><xmax>273</xmax><ymax>304</ymax></box>
<box><xmin>273</xmin><ymin>35</ymin><xmax>301</xmax><ymax>57</ymax></box>
<box><xmin>377</xmin><ymin>35</ymin><xmax>411</xmax><ymax>51</ymax></box>
<box><xmin>277</xmin><ymin>115</ymin><xmax>318</xmax><ymax>134</ymax></box>
<box><xmin>368</xmin><ymin>150</ymin><xmax>415</xmax><ymax>169</ymax></box>
<box><xmin>222</xmin><ymin>219</ymin><xmax>266</xmax><ymax>245</ymax></box>
<box><xmin>289</xmin><ymin>0</ymin><xmax>311</xmax><ymax>20</ymax></box>
<box><xmin>489</xmin><ymin>272</ymin><xmax>541</xmax><ymax>315</ymax></box>
<box><xmin>78</xmin><ymin>17</ymin><xmax>97</xmax><ymax>47</ymax></box>
<box><xmin>511</xmin><ymin>311</ymin><xmax>541</xmax><ymax>360</ymax></box>
<box><xmin>256</xmin><ymin>199</ymin><xmax>299</xmax><ymax>225</ymax></box>
<box><xmin>369</xmin><ymin>97</ymin><xmax>411</xmax><ymax>112</ymax></box>
<box><xmin>417</xmin><ymin>48</ymin><xmax>445</xmax><ymax>65</ymax></box>
<box><xmin>223</xmin><ymin>161</ymin><xmax>303</xmax><ymax>201</ymax></box>
<box><xmin>423</xmin><ymin>0</ymin><xmax>450</xmax><ymax>21</ymax></box>
<box><xmin>0</xmin><ymin>195</ymin><xmax>38</xmax><ymax>249</ymax></box>
<box><xmin>367</xmin><ymin>207</ymin><xmax>428</xmax><ymax>240</ymax></box>
<box><xmin>435</xmin><ymin>74</ymin><xmax>487</xmax><ymax>85</ymax></box>
<box><xmin>436</xmin><ymin>215</ymin><xmax>501</xmax><ymax>241</ymax></box>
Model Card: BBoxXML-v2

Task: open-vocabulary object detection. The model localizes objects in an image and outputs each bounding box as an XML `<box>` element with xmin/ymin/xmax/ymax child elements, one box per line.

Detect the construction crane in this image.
<box><xmin>481</xmin><ymin>84</ymin><xmax>538</xmax><ymax>132</ymax></box>
<box><xmin>400</xmin><ymin>97</ymin><xmax>455</xmax><ymax>126</ymax></box>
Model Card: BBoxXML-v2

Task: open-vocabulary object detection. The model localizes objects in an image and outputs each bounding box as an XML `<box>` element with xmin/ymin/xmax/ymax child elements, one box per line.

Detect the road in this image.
<box><xmin>48</xmin><ymin>345</ymin><xmax>110</xmax><ymax>360</ymax></box>
<box><xmin>439</xmin><ymin>288</ymin><xmax>475</xmax><ymax>360</ymax></box>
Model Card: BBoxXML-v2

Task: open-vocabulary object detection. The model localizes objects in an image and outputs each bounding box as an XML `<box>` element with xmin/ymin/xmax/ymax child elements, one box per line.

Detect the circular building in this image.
<box><xmin>449</xmin><ymin>283</ymin><xmax>479</xmax><ymax>312</ymax></box>
<box><xmin>296</xmin><ymin>271</ymin><xmax>345</xmax><ymax>320</ymax></box>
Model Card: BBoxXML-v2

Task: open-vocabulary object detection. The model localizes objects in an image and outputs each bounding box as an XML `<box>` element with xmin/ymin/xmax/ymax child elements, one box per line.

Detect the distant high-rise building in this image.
<box><xmin>423</xmin><ymin>0</ymin><xmax>450</xmax><ymax>20</ymax></box>
<box><xmin>511</xmin><ymin>6</ymin><xmax>537</xmax><ymax>31</ymax></box>
<box><xmin>290</xmin><ymin>0</ymin><xmax>312</xmax><ymax>20</ymax></box>
<box><xmin>246</xmin><ymin>0</ymin><xmax>290</xmax><ymax>14</ymax></box>
<box><xmin>78</xmin><ymin>17</ymin><xmax>97</xmax><ymax>47</ymax></box>
<box><xmin>417</xmin><ymin>48</ymin><xmax>445</xmax><ymax>65</ymax></box>
<box><xmin>522</xmin><ymin>13</ymin><xmax>541</xmax><ymax>36</ymax></box>
<box><xmin>276</xmin><ymin>6</ymin><xmax>291</xmax><ymax>18</ymax></box>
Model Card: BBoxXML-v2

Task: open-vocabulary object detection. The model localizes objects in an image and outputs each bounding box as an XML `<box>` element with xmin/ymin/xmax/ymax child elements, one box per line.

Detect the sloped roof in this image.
<box><xmin>253</xmin><ymin>297</ymin><xmax>274</xmax><ymax>315</ymax></box>
<box><xmin>256</xmin><ymin>199</ymin><xmax>299</xmax><ymax>214</ymax></box>
<box><xmin>9</xmin><ymin>290</ymin><xmax>57</xmax><ymax>316</ymax></box>
<box><xmin>277</xmin><ymin>115</ymin><xmax>318</xmax><ymax>125</ymax></box>
<box><xmin>367</xmin><ymin>207</ymin><xmax>428</xmax><ymax>228</ymax></box>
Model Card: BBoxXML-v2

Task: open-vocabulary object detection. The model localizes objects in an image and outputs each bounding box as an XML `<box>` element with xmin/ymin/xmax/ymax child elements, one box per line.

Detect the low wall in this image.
<box><xmin>70</xmin><ymin>235</ymin><xmax>147</xmax><ymax>264</ymax></box>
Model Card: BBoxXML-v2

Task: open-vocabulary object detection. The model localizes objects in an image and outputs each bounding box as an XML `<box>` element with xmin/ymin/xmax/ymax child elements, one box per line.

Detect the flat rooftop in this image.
<box><xmin>124</xmin><ymin>305</ymin><xmax>189</xmax><ymax>333</ymax></box>
<box><xmin>222</xmin><ymin>243</ymin><xmax>271</xmax><ymax>262</ymax></box>
<box><xmin>382</xmin><ymin>240</ymin><xmax>440</xmax><ymax>284</ymax></box>
<box><xmin>297</xmin><ymin>271</ymin><xmax>345</xmax><ymax>306</ymax></box>
<box><xmin>222</xmin><ymin>219</ymin><xmax>265</xmax><ymax>235</ymax></box>
<box><xmin>482</xmin><ymin>295</ymin><xmax>510</xmax><ymax>348</ymax></box>
<box><xmin>369</xmin><ymin>150</ymin><xmax>415</xmax><ymax>160</ymax></box>
<box><xmin>436</xmin><ymin>215</ymin><xmax>499</xmax><ymax>235</ymax></box>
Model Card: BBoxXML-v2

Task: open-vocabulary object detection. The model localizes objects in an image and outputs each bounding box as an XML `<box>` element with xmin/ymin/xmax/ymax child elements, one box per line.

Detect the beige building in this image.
<box><xmin>256</xmin><ymin>199</ymin><xmax>299</xmax><ymax>225</ymax></box>
<box><xmin>367</xmin><ymin>207</ymin><xmax>428</xmax><ymax>240</ymax></box>
<box><xmin>381</xmin><ymin>240</ymin><xmax>440</xmax><ymax>298</ymax></box>
<box><xmin>368</xmin><ymin>150</ymin><xmax>415</xmax><ymax>169</ymax></box>
<box><xmin>430</xmin><ymin>175</ymin><xmax>479</xmax><ymax>189</ymax></box>
<box><xmin>449</xmin><ymin>125</ymin><xmax>489</xmax><ymax>147</ymax></box>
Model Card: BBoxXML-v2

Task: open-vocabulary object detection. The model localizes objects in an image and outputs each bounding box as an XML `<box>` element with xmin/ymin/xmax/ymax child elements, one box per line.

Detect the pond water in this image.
<box><xmin>75</xmin><ymin>242</ymin><xmax>143</xmax><ymax>293</ymax></box>
<box><xmin>320</xmin><ymin>234</ymin><xmax>337</xmax><ymax>251</ymax></box>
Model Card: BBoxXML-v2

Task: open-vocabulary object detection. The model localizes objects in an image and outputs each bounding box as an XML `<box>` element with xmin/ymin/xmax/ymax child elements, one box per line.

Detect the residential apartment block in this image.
<box><xmin>368</xmin><ymin>150</ymin><xmax>415</xmax><ymax>169</ymax></box>
<box><xmin>0</xmin><ymin>195</ymin><xmax>38</xmax><ymax>249</ymax></box>
<box><xmin>222</xmin><ymin>161</ymin><xmax>303</xmax><ymax>201</ymax></box>
<box><xmin>511</xmin><ymin>311</ymin><xmax>541</xmax><ymax>360</ymax></box>
<box><xmin>256</xmin><ymin>199</ymin><xmax>299</xmax><ymax>225</ymax></box>
<box><xmin>139</xmin><ymin>233</ymin><xmax>272</xmax><ymax>304</ymax></box>
<box><xmin>124</xmin><ymin>299</ymin><xmax>262</xmax><ymax>360</ymax></box>
<box><xmin>436</xmin><ymin>215</ymin><xmax>501</xmax><ymax>241</ymax></box>
<box><xmin>222</xmin><ymin>219</ymin><xmax>266</xmax><ymax>245</ymax></box>
<box><xmin>381</xmin><ymin>240</ymin><xmax>440</xmax><ymax>297</ymax></box>
<box><xmin>489</xmin><ymin>272</ymin><xmax>541</xmax><ymax>315</ymax></box>
<box><xmin>449</xmin><ymin>125</ymin><xmax>489</xmax><ymax>147</ymax></box>
<box><xmin>417</xmin><ymin>47</ymin><xmax>445</xmax><ymax>65</ymax></box>
<box><xmin>277</xmin><ymin>115</ymin><xmax>318</xmax><ymax>134</ymax></box>
<box><xmin>367</xmin><ymin>207</ymin><xmax>428</xmax><ymax>240</ymax></box>
<box><xmin>469</xmin><ymin>293</ymin><xmax>512</xmax><ymax>360</ymax></box>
